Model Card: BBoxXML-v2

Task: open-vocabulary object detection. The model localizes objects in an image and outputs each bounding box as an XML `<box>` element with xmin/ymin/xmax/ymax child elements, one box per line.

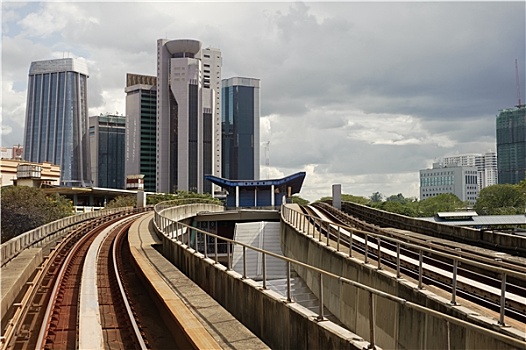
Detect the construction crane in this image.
<box><xmin>515</xmin><ymin>58</ymin><xmax>525</xmax><ymax>108</ymax></box>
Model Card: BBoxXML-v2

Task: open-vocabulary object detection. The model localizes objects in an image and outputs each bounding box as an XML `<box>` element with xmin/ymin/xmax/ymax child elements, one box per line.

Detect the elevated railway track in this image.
<box><xmin>303</xmin><ymin>202</ymin><xmax>526</xmax><ymax>326</ymax></box>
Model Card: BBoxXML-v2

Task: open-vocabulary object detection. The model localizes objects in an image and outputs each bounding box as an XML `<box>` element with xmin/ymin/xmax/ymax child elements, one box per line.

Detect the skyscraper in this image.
<box><xmin>222</xmin><ymin>77</ymin><xmax>260</xmax><ymax>180</ymax></box>
<box><xmin>496</xmin><ymin>106</ymin><xmax>526</xmax><ymax>184</ymax></box>
<box><xmin>125</xmin><ymin>73</ymin><xmax>157</xmax><ymax>192</ymax></box>
<box><xmin>156</xmin><ymin>39</ymin><xmax>222</xmax><ymax>194</ymax></box>
<box><xmin>89</xmin><ymin>114</ymin><xmax>126</xmax><ymax>189</ymax></box>
<box><xmin>23</xmin><ymin>58</ymin><xmax>91</xmax><ymax>187</ymax></box>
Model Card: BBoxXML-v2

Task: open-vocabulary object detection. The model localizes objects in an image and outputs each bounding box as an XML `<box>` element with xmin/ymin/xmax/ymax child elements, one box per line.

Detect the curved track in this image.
<box><xmin>1</xmin><ymin>210</ymin><xmax>153</xmax><ymax>350</ymax></box>
<box><xmin>303</xmin><ymin>202</ymin><xmax>526</xmax><ymax>324</ymax></box>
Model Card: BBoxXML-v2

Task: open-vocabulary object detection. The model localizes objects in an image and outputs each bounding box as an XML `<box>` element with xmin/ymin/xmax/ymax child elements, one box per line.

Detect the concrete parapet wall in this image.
<box><xmin>154</xmin><ymin>202</ymin><xmax>373</xmax><ymax>349</ymax></box>
<box><xmin>339</xmin><ymin>201</ymin><xmax>526</xmax><ymax>257</ymax></box>
<box><xmin>281</xmin><ymin>220</ymin><xmax>523</xmax><ymax>350</ymax></box>
<box><xmin>1</xmin><ymin>248</ymin><xmax>43</xmax><ymax>321</ymax></box>
<box><xmin>159</xmin><ymin>234</ymin><xmax>372</xmax><ymax>350</ymax></box>
<box><xmin>1</xmin><ymin>207</ymin><xmax>129</xmax><ymax>266</ymax></box>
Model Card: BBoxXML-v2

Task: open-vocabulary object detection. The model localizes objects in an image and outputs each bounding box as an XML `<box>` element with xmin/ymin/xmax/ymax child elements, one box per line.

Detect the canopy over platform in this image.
<box><xmin>205</xmin><ymin>172</ymin><xmax>306</xmax><ymax>208</ymax></box>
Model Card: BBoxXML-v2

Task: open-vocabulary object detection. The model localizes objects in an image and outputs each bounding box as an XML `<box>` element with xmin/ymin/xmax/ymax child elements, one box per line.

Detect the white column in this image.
<box><xmin>236</xmin><ymin>186</ymin><xmax>239</xmax><ymax>208</ymax></box>
<box><xmin>271</xmin><ymin>185</ymin><xmax>275</xmax><ymax>206</ymax></box>
<box><xmin>254</xmin><ymin>188</ymin><xmax>258</xmax><ymax>207</ymax></box>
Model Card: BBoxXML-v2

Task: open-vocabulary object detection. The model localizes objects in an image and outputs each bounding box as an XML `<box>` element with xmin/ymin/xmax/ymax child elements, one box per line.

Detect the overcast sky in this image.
<box><xmin>2</xmin><ymin>1</ymin><xmax>525</xmax><ymax>201</ymax></box>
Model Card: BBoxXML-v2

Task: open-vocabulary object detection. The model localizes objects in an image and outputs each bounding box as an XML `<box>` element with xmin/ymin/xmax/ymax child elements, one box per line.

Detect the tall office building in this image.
<box><xmin>419</xmin><ymin>163</ymin><xmax>479</xmax><ymax>205</ymax></box>
<box><xmin>496</xmin><ymin>106</ymin><xmax>526</xmax><ymax>184</ymax></box>
<box><xmin>125</xmin><ymin>73</ymin><xmax>157</xmax><ymax>192</ymax></box>
<box><xmin>156</xmin><ymin>39</ymin><xmax>222</xmax><ymax>194</ymax></box>
<box><xmin>222</xmin><ymin>77</ymin><xmax>260</xmax><ymax>180</ymax></box>
<box><xmin>89</xmin><ymin>114</ymin><xmax>126</xmax><ymax>189</ymax></box>
<box><xmin>438</xmin><ymin>152</ymin><xmax>497</xmax><ymax>192</ymax></box>
<box><xmin>23</xmin><ymin>58</ymin><xmax>91</xmax><ymax>187</ymax></box>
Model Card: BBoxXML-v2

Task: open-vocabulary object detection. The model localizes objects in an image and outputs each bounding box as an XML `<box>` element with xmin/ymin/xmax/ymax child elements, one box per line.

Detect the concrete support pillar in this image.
<box><xmin>271</xmin><ymin>185</ymin><xmax>275</xmax><ymax>206</ymax></box>
<box><xmin>255</xmin><ymin>188</ymin><xmax>258</xmax><ymax>207</ymax></box>
<box><xmin>332</xmin><ymin>184</ymin><xmax>342</xmax><ymax>210</ymax></box>
<box><xmin>236</xmin><ymin>186</ymin><xmax>240</xmax><ymax>208</ymax></box>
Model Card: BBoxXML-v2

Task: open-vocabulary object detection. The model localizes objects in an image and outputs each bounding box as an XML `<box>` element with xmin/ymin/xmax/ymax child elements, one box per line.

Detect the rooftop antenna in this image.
<box><xmin>515</xmin><ymin>58</ymin><xmax>524</xmax><ymax>108</ymax></box>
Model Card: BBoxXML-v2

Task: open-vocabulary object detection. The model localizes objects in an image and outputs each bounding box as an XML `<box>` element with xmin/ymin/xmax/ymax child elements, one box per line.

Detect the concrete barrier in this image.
<box><xmin>153</xmin><ymin>201</ymin><xmax>374</xmax><ymax>350</ymax></box>
<box><xmin>1</xmin><ymin>207</ymin><xmax>130</xmax><ymax>267</ymax></box>
<box><xmin>336</xmin><ymin>201</ymin><xmax>526</xmax><ymax>257</ymax></box>
<box><xmin>280</xmin><ymin>219</ymin><xmax>525</xmax><ymax>349</ymax></box>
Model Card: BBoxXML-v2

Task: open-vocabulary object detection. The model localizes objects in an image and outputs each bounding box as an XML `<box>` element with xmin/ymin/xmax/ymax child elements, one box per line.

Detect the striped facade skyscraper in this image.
<box><xmin>156</xmin><ymin>39</ymin><xmax>222</xmax><ymax>193</ymax></box>
<box><xmin>23</xmin><ymin>58</ymin><xmax>91</xmax><ymax>187</ymax></box>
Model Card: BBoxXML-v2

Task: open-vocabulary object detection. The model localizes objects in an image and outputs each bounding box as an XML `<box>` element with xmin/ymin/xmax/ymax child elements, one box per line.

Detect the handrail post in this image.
<box><xmin>364</xmin><ymin>233</ymin><xmax>369</xmax><ymax>264</ymax></box>
<box><xmin>451</xmin><ymin>258</ymin><xmax>458</xmax><ymax>305</ymax></box>
<box><xmin>377</xmin><ymin>237</ymin><xmax>382</xmax><ymax>270</ymax></box>
<box><xmin>204</xmin><ymin>232</ymin><xmax>208</xmax><ymax>259</ymax></box>
<box><xmin>396</xmin><ymin>242</ymin><xmax>401</xmax><ymax>278</ymax></box>
<box><xmin>242</xmin><ymin>246</ymin><xmax>247</xmax><ymax>279</ymax></box>
<box><xmin>214</xmin><ymin>236</ymin><xmax>218</xmax><ymax>264</ymax></box>
<box><xmin>418</xmin><ymin>250</ymin><xmax>424</xmax><ymax>289</ymax></box>
<box><xmin>336</xmin><ymin>225</ymin><xmax>341</xmax><ymax>252</ymax></box>
<box><xmin>499</xmin><ymin>271</ymin><xmax>507</xmax><ymax>326</ymax></box>
<box><xmin>326</xmin><ymin>222</ymin><xmax>330</xmax><ymax>246</ymax></box>
<box><xmin>227</xmin><ymin>242</ymin><xmax>232</xmax><ymax>270</ymax></box>
<box><xmin>262</xmin><ymin>253</ymin><xmax>267</xmax><ymax>289</ymax></box>
<box><xmin>318</xmin><ymin>220</ymin><xmax>323</xmax><ymax>242</ymax></box>
<box><xmin>317</xmin><ymin>273</ymin><xmax>324</xmax><ymax>321</ymax></box>
<box><xmin>368</xmin><ymin>291</ymin><xmax>376</xmax><ymax>349</ymax></box>
<box><xmin>286</xmin><ymin>261</ymin><xmax>292</xmax><ymax>302</ymax></box>
<box><xmin>349</xmin><ymin>229</ymin><xmax>353</xmax><ymax>257</ymax></box>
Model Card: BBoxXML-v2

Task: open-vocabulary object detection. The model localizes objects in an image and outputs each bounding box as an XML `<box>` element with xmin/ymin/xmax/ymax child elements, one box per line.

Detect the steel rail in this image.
<box><xmin>36</xmin><ymin>216</ymin><xmax>126</xmax><ymax>349</ymax></box>
<box><xmin>111</xmin><ymin>218</ymin><xmax>148</xmax><ymax>349</ymax></box>
<box><xmin>298</xmin><ymin>204</ymin><xmax>526</xmax><ymax>323</ymax></box>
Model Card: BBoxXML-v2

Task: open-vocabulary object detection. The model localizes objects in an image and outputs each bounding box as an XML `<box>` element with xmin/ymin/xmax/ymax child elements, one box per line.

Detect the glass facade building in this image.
<box><xmin>222</xmin><ymin>77</ymin><xmax>261</xmax><ymax>180</ymax></box>
<box><xmin>496</xmin><ymin>106</ymin><xmax>526</xmax><ymax>184</ymax></box>
<box><xmin>23</xmin><ymin>58</ymin><xmax>91</xmax><ymax>187</ymax></box>
<box><xmin>125</xmin><ymin>73</ymin><xmax>157</xmax><ymax>192</ymax></box>
<box><xmin>89</xmin><ymin>114</ymin><xmax>126</xmax><ymax>189</ymax></box>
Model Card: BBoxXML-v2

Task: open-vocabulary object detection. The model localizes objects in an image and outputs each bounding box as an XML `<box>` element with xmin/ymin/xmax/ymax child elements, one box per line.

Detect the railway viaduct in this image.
<box><xmin>1</xmin><ymin>201</ymin><xmax>525</xmax><ymax>349</ymax></box>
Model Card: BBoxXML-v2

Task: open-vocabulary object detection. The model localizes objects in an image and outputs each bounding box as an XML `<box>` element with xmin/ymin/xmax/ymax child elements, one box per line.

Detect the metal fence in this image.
<box><xmin>153</xmin><ymin>201</ymin><xmax>525</xmax><ymax>349</ymax></box>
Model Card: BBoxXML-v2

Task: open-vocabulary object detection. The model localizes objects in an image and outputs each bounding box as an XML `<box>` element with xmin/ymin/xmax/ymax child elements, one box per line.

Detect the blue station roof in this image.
<box><xmin>205</xmin><ymin>172</ymin><xmax>306</xmax><ymax>195</ymax></box>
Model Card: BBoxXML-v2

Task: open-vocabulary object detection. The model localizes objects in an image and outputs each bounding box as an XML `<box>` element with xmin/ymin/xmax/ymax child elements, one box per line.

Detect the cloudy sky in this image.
<box><xmin>2</xmin><ymin>1</ymin><xmax>525</xmax><ymax>201</ymax></box>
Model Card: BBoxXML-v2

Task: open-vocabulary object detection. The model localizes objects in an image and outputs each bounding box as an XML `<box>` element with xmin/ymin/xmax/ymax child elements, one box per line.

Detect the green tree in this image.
<box><xmin>417</xmin><ymin>193</ymin><xmax>465</xmax><ymax>217</ymax></box>
<box><xmin>341</xmin><ymin>194</ymin><xmax>371</xmax><ymax>205</ymax></box>
<box><xmin>386</xmin><ymin>193</ymin><xmax>408</xmax><ymax>204</ymax></box>
<box><xmin>1</xmin><ymin>186</ymin><xmax>73</xmax><ymax>241</ymax></box>
<box><xmin>474</xmin><ymin>184</ymin><xmax>525</xmax><ymax>215</ymax></box>
<box><xmin>105</xmin><ymin>195</ymin><xmax>136</xmax><ymax>209</ymax></box>
<box><xmin>290</xmin><ymin>195</ymin><xmax>309</xmax><ymax>205</ymax></box>
<box><xmin>370</xmin><ymin>192</ymin><xmax>383</xmax><ymax>203</ymax></box>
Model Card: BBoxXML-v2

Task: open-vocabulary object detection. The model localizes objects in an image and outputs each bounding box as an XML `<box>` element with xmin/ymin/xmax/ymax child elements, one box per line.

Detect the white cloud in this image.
<box><xmin>2</xmin><ymin>1</ymin><xmax>524</xmax><ymax>200</ymax></box>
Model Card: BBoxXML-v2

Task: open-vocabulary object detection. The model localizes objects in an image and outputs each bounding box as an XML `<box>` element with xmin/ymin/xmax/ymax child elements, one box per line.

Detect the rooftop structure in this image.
<box><xmin>205</xmin><ymin>172</ymin><xmax>306</xmax><ymax>208</ymax></box>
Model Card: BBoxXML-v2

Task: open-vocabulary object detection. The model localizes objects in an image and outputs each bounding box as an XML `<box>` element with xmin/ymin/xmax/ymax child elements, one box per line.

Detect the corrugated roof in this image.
<box><xmin>420</xmin><ymin>215</ymin><xmax>526</xmax><ymax>226</ymax></box>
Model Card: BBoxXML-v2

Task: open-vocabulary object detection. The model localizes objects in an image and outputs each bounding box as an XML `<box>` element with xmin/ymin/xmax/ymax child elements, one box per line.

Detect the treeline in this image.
<box><xmin>309</xmin><ymin>180</ymin><xmax>526</xmax><ymax>218</ymax></box>
<box><xmin>1</xmin><ymin>187</ymin><xmax>221</xmax><ymax>242</ymax></box>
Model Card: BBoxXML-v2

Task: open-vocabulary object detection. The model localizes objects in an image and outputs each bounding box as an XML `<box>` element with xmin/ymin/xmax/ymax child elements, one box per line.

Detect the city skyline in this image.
<box><xmin>2</xmin><ymin>1</ymin><xmax>525</xmax><ymax>201</ymax></box>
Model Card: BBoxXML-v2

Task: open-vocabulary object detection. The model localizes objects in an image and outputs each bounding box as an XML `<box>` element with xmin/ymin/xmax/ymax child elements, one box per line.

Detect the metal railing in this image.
<box><xmin>281</xmin><ymin>204</ymin><xmax>526</xmax><ymax>328</ymax></box>
<box><xmin>153</xmin><ymin>201</ymin><xmax>525</xmax><ymax>349</ymax></box>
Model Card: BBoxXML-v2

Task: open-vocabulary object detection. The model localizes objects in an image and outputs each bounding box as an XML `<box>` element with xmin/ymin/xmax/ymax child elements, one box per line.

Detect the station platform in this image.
<box><xmin>128</xmin><ymin>212</ymin><xmax>269</xmax><ymax>349</ymax></box>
